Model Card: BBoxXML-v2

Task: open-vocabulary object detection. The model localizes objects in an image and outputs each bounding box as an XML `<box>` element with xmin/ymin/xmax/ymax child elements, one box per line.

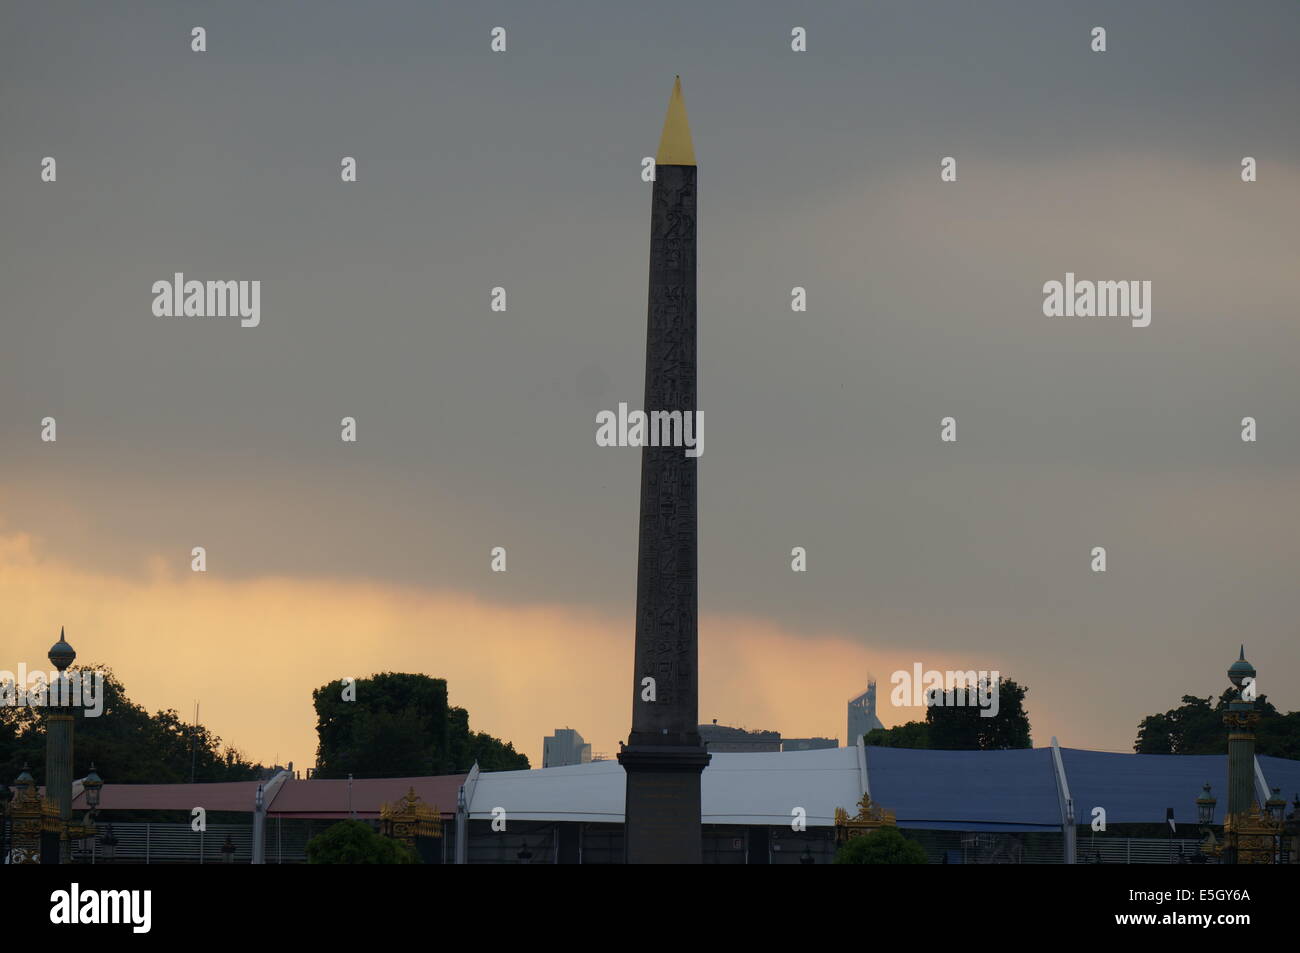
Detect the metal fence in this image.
<box><xmin>49</xmin><ymin>821</ymin><xmax>1213</xmax><ymax>864</ymax></box>
<box><xmin>68</xmin><ymin>820</ymin><xmax>309</xmax><ymax>864</ymax></box>
<box><xmin>1079</xmin><ymin>836</ymin><xmax>1211</xmax><ymax>865</ymax></box>
<box><xmin>909</xmin><ymin>828</ymin><xmax>1213</xmax><ymax>863</ymax></box>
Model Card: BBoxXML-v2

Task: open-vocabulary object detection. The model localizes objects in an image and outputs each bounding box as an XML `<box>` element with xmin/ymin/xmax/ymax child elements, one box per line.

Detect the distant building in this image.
<box><xmin>698</xmin><ymin>722</ymin><xmax>781</xmax><ymax>753</ymax></box>
<box><xmin>543</xmin><ymin>728</ymin><xmax>592</xmax><ymax>768</ymax></box>
<box><xmin>783</xmin><ymin>737</ymin><xmax>838</xmax><ymax>752</ymax></box>
<box><xmin>847</xmin><ymin>679</ymin><xmax>886</xmax><ymax>746</ymax></box>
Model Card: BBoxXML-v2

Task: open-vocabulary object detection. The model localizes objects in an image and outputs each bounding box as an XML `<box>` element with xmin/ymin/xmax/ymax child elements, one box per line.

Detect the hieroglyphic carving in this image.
<box><xmin>630</xmin><ymin>163</ymin><xmax>699</xmax><ymax>744</ymax></box>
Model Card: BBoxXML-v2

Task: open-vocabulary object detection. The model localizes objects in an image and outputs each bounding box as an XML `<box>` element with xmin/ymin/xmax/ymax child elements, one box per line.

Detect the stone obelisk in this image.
<box><xmin>617</xmin><ymin>77</ymin><xmax>710</xmax><ymax>864</ymax></box>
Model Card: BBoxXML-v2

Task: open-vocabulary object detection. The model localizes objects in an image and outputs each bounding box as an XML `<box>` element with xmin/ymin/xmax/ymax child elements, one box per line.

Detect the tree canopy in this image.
<box><xmin>833</xmin><ymin>827</ymin><xmax>928</xmax><ymax>864</ymax></box>
<box><xmin>312</xmin><ymin>672</ymin><xmax>528</xmax><ymax>778</ymax></box>
<box><xmin>0</xmin><ymin>664</ymin><xmax>261</xmax><ymax>785</ymax></box>
<box><xmin>306</xmin><ymin>819</ymin><xmax>418</xmax><ymax>864</ymax></box>
<box><xmin>1136</xmin><ymin>688</ymin><xmax>1300</xmax><ymax>758</ymax></box>
<box><xmin>863</xmin><ymin>676</ymin><xmax>1032</xmax><ymax>750</ymax></box>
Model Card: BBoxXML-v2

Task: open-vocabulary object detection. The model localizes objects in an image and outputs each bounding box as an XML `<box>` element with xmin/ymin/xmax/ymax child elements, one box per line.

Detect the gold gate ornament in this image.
<box><xmin>378</xmin><ymin>788</ymin><xmax>443</xmax><ymax>846</ymax></box>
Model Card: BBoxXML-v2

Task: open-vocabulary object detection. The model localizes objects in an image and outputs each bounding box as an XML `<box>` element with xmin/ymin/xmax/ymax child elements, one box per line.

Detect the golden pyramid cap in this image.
<box><xmin>655</xmin><ymin>76</ymin><xmax>696</xmax><ymax>166</ymax></box>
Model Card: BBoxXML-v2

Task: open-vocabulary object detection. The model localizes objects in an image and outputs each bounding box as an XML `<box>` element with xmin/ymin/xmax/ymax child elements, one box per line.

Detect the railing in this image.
<box><xmin>1079</xmin><ymin>837</ymin><xmax>1210</xmax><ymax>865</ymax></box>
<box><xmin>54</xmin><ymin>822</ymin><xmax>1213</xmax><ymax>864</ymax></box>
<box><xmin>917</xmin><ymin>829</ymin><xmax>1213</xmax><ymax>864</ymax></box>
<box><xmin>68</xmin><ymin>821</ymin><xmax>308</xmax><ymax>864</ymax></box>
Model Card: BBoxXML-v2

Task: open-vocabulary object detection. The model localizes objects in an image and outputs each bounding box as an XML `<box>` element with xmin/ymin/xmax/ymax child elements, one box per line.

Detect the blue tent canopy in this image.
<box><xmin>864</xmin><ymin>745</ymin><xmax>1300</xmax><ymax>832</ymax></box>
<box><xmin>867</xmin><ymin>747</ymin><xmax>1061</xmax><ymax>831</ymax></box>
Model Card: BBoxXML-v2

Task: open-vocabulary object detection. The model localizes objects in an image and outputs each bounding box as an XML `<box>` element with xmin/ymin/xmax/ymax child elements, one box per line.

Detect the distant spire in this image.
<box><xmin>655</xmin><ymin>76</ymin><xmax>696</xmax><ymax>167</ymax></box>
<box><xmin>1239</xmin><ymin>644</ymin><xmax>1246</xmax><ymax>660</ymax></box>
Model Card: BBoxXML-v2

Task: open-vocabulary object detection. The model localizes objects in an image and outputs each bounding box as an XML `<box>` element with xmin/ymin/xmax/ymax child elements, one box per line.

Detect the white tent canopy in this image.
<box><xmin>466</xmin><ymin>746</ymin><xmax>864</xmax><ymax>827</ymax></box>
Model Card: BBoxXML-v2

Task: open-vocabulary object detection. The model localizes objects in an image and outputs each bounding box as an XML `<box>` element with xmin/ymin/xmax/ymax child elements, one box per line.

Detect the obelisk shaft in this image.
<box><xmin>618</xmin><ymin>78</ymin><xmax>710</xmax><ymax>864</ymax></box>
<box><xmin>629</xmin><ymin>159</ymin><xmax>701</xmax><ymax>746</ymax></box>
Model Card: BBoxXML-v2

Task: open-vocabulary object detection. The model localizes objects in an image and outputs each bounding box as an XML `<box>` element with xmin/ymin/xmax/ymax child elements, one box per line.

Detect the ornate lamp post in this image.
<box><xmin>7</xmin><ymin>629</ymin><xmax>103</xmax><ymax>864</ymax></box>
<box><xmin>100</xmin><ymin>824</ymin><xmax>118</xmax><ymax>863</ymax></box>
<box><xmin>1220</xmin><ymin>646</ymin><xmax>1284</xmax><ymax>864</ymax></box>
<box><xmin>83</xmin><ymin>764</ymin><xmax>102</xmax><ymax>808</ymax></box>
<box><xmin>1264</xmin><ymin>788</ymin><xmax>1286</xmax><ymax>823</ymax></box>
<box><xmin>1285</xmin><ymin>794</ymin><xmax>1300</xmax><ymax>864</ymax></box>
<box><xmin>1194</xmin><ymin>783</ymin><xmax>1217</xmax><ymax>862</ymax></box>
<box><xmin>9</xmin><ymin>764</ymin><xmax>43</xmax><ymax>864</ymax></box>
<box><xmin>1196</xmin><ymin>783</ymin><xmax>1216</xmax><ymax>827</ymax></box>
<box><xmin>45</xmin><ymin>627</ymin><xmax>77</xmax><ymax>863</ymax></box>
<box><xmin>81</xmin><ymin>764</ymin><xmax>103</xmax><ymax>862</ymax></box>
<box><xmin>1264</xmin><ymin>788</ymin><xmax>1287</xmax><ymax>864</ymax></box>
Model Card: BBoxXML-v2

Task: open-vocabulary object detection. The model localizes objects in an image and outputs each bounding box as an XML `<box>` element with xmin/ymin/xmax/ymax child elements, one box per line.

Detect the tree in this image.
<box><xmin>306</xmin><ymin>820</ymin><xmax>418</xmax><ymax>864</ymax></box>
<box><xmin>862</xmin><ymin>677</ymin><xmax>1032</xmax><ymax>751</ymax></box>
<box><xmin>926</xmin><ymin>677</ymin><xmax>1031</xmax><ymax>750</ymax></box>
<box><xmin>863</xmin><ymin>721</ymin><xmax>930</xmax><ymax>749</ymax></box>
<box><xmin>1136</xmin><ymin>688</ymin><xmax>1299</xmax><ymax>758</ymax></box>
<box><xmin>313</xmin><ymin>673</ymin><xmax>529</xmax><ymax>778</ymax></box>
<box><xmin>833</xmin><ymin>827</ymin><xmax>928</xmax><ymax>864</ymax></box>
<box><xmin>0</xmin><ymin>664</ymin><xmax>260</xmax><ymax>785</ymax></box>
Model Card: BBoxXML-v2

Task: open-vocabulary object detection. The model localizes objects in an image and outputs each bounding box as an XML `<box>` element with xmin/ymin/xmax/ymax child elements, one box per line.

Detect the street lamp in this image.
<box><xmin>101</xmin><ymin>825</ymin><xmax>118</xmax><ymax>863</ymax></box>
<box><xmin>76</xmin><ymin>763</ymin><xmax>105</xmax><ymax>862</ymax></box>
<box><xmin>1265</xmin><ymin>787</ymin><xmax>1286</xmax><ymax>823</ymax></box>
<box><xmin>9</xmin><ymin>764</ymin><xmax>41</xmax><ymax>864</ymax></box>
<box><xmin>1221</xmin><ymin>646</ymin><xmax>1260</xmax><ymax>864</ymax></box>
<box><xmin>1264</xmin><ymin>788</ymin><xmax>1287</xmax><ymax>864</ymax></box>
<box><xmin>1196</xmin><ymin>783</ymin><xmax>1217</xmax><ymax>826</ymax></box>
<box><xmin>1284</xmin><ymin>794</ymin><xmax>1300</xmax><ymax>865</ymax></box>
<box><xmin>1195</xmin><ymin>782</ymin><xmax>1218</xmax><ymax>862</ymax></box>
<box><xmin>83</xmin><ymin>764</ymin><xmax>103</xmax><ymax>810</ymax></box>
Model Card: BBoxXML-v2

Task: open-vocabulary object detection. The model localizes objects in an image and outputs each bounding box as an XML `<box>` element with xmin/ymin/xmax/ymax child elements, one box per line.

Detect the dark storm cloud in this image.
<box><xmin>2</xmin><ymin>1</ymin><xmax>1297</xmax><ymax>736</ymax></box>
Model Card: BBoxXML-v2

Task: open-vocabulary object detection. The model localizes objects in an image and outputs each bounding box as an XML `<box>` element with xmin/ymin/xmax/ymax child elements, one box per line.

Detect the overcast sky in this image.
<box><xmin>2</xmin><ymin>1</ymin><xmax>1297</xmax><ymax>771</ymax></box>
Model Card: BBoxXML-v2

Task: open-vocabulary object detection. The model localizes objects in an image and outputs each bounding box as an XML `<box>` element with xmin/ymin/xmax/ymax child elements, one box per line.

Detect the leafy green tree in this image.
<box><xmin>306</xmin><ymin>820</ymin><xmax>418</xmax><ymax>864</ymax></box>
<box><xmin>862</xmin><ymin>677</ymin><xmax>1031</xmax><ymax>750</ymax></box>
<box><xmin>863</xmin><ymin>721</ymin><xmax>930</xmax><ymax>748</ymax></box>
<box><xmin>833</xmin><ymin>827</ymin><xmax>928</xmax><ymax>864</ymax></box>
<box><xmin>313</xmin><ymin>673</ymin><xmax>528</xmax><ymax>778</ymax></box>
<box><xmin>1136</xmin><ymin>688</ymin><xmax>1299</xmax><ymax>758</ymax></box>
<box><xmin>466</xmin><ymin>729</ymin><xmax>529</xmax><ymax>771</ymax></box>
<box><xmin>926</xmin><ymin>676</ymin><xmax>1031</xmax><ymax>750</ymax></box>
<box><xmin>314</xmin><ymin>672</ymin><xmax>450</xmax><ymax>778</ymax></box>
<box><xmin>0</xmin><ymin>665</ymin><xmax>259</xmax><ymax>785</ymax></box>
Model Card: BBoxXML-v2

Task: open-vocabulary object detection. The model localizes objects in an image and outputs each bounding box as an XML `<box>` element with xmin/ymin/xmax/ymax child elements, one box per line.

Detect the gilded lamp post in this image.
<box><xmin>45</xmin><ymin>627</ymin><xmax>78</xmax><ymax>862</ymax></box>
<box><xmin>1219</xmin><ymin>645</ymin><xmax>1285</xmax><ymax>864</ymax></box>
<box><xmin>7</xmin><ymin>628</ymin><xmax>102</xmax><ymax>864</ymax></box>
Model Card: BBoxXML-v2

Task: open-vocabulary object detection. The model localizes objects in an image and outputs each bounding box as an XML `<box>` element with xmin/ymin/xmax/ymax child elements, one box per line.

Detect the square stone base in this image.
<box><xmin>618</xmin><ymin>745</ymin><xmax>710</xmax><ymax>864</ymax></box>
